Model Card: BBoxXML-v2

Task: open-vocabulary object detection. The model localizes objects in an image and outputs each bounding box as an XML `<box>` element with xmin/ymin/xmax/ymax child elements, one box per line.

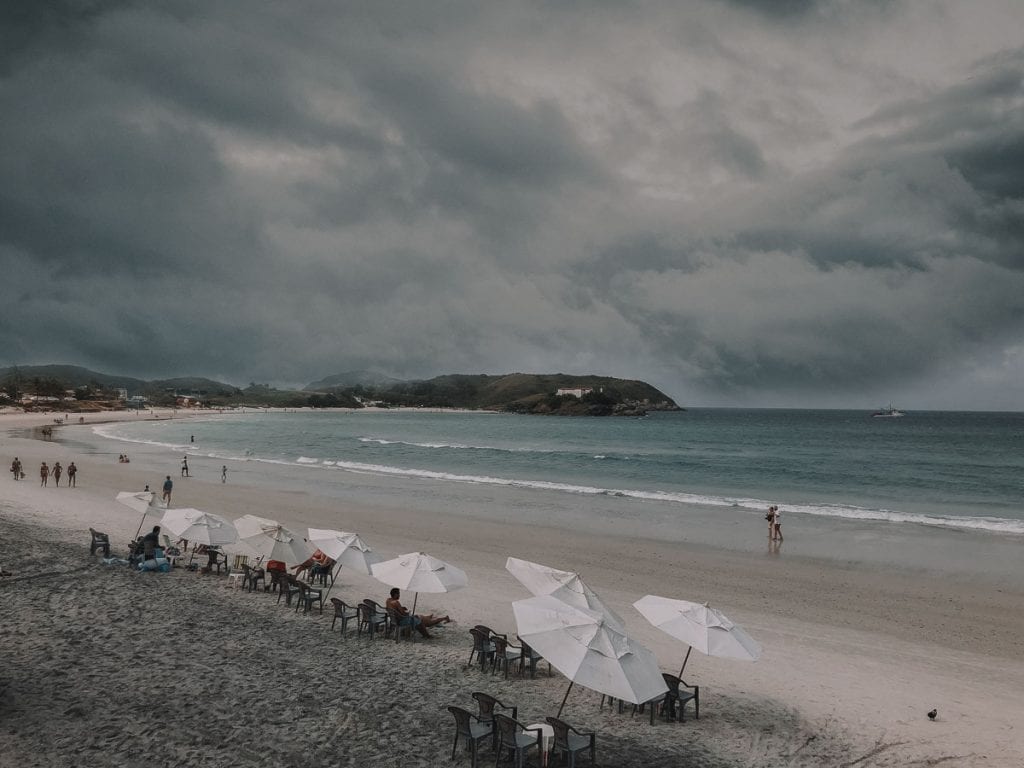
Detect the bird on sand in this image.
<box><xmin>927</xmin><ymin>709</ymin><xmax>937</xmax><ymax>720</ymax></box>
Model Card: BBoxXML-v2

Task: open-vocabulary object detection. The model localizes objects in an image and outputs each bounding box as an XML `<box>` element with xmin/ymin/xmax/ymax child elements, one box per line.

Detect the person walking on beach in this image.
<box><xmin>221</xmin><ymin>465</ymin><xmax>227</xmax><ymax>483</ymax></box>
<box><xmin>181</xmin><ymin>456</ymin><xmax>189</xmax><ymax>478</ymax></box>
<box><xmin>162</xmin><ymin>476</ymin><xmax>173</xmax><ymax>506</ymax></box>
<box><xmin>766</xmin><ymin>506</ymin><xmax>776</xmax><ymax>538</ymax></box>
<box><xmin>67</xmin><ymin>461</ymin><xmax>77</xmax><ymax>487</ymax></box>
<box><xmin>52</xmin><ymin>462</ymin><xmax>62</xmax><ymax>486</ymax></box>
<box><xmin>40</xmin><ymin>462</ymin><xmax>49</xmax><ymax>486</ymax></box>
<box><xmin>11</xmin><ymin>457</ymin><xmax>21</xmax><ymax>480</ymax></box>
<box><xmin>773</xmin><ymin>507</ymin><xmax>783</xmax><ymax>542</ymax></box>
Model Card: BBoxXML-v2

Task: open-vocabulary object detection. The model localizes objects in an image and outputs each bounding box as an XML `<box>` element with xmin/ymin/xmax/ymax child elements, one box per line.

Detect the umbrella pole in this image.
<box><xmin>677</xmin><ymin>646</ymin><xmax>693</xmax><ymax>679</ymax></box>
<box><xmin>556</xmin><ymin>681</ymin><xmax>574</xmax><ymax>719</ymax></box>
<box><xmin>323</xmin><ymin>562</ymin><xmax>338</xmax><ymax>600</ymax></box>
<box><xmin>411</xmin><ymin>592</ymin><xmax>419</xmax><ymax>617</ymax></box>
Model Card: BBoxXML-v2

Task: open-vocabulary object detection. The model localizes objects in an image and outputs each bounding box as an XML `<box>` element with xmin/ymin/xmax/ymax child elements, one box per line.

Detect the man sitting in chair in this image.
<box><xmin>385</xmin><ymin>588</ymin><xmax>450</xmax><ymax>639</ymax></box>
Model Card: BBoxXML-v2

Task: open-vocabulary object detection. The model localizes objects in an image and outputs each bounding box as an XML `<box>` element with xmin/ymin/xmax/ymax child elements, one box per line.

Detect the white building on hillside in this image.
<box><xmin>555</xmin><ymin>387</ymin><xmax>593</xmax><ymax>399</ymax></box>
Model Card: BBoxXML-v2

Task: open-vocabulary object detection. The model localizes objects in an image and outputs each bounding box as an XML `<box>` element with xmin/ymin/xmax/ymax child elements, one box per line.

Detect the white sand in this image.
<box><xmin>1</xmin><ymin>411</ymin><xmax>1022</xmax><ymax>767</ymax></box>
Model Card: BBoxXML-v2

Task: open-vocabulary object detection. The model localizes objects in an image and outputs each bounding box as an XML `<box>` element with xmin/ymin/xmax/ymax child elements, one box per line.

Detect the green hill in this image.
<box><xmin>308</xmin><ymin>372</ymin><xmax>680</xmax><ymax>415</ymax></box>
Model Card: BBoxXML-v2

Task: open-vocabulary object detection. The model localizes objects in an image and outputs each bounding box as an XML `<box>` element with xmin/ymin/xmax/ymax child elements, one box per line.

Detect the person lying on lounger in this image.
<box><xmin>291</xmin><ymin>548</ymin><xmax>334</xmax><ymax>579</ymax></box>
<box><xmin>385</xmin><ymin>588</ymin><xmax>450</xmax><ymax>638</ymax></box>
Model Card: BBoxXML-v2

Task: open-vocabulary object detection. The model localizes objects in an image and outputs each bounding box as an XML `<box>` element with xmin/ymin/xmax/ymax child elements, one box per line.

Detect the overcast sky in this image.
<box><xmin>2</xmin><ymin>1</ymin><xmax>1023</xmax><ymax>408</ymax></box>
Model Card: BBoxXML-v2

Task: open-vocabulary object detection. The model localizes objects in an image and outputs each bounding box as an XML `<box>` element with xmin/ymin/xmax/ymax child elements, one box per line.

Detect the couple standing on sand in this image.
<box><xmin>766</xmin><ymin>505</ymin><xmax>783</xmax><ymax>541</ymax></box>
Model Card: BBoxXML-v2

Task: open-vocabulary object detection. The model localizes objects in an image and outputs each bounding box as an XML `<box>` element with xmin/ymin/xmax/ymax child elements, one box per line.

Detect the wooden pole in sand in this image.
<box><xmin>556</xmin><ymin>681</ymin><xmax>574</xmax><ymax>718</ymax></box>
<box><xmin>677</xmin><ymin>646</ymin><xmax>694</xmax><ymax>679</ymax></box>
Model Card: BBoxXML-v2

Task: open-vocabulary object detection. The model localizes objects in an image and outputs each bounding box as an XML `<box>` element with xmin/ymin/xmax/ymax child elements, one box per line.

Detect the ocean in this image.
<box><xmin>88</xmin><ymin>408</ymin><xmax>1024</xmax><ymax>540</ymax></box>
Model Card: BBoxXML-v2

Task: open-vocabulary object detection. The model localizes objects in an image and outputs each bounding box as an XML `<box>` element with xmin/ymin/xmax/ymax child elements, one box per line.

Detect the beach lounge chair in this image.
<box><xmin>468</xmin><ymin>628</ymin><xmax>496</xmax><ymax>669</ymax></box>
<box><xmin>472</xmin><ymin>693</ymin><xmax>517</xmax><ymax>751</ymax></box>
<box><xmin>89</xmin><ymin>528</ymin><xmax>110</xmax><ymax>557</ymax></box>
<box><xmin>330</xmin><ymin>598</ymin><xmax>360</xmax><ymax>637</ymax></box>
<box><xmin>360</xmin><ymin>599</ymin><xmax>389</xmax><ymax>639</ymax></box>
<box><xmin>447</xmin><ymin>705</ymin><xmax>492</xmax><ymax>768</ymax></box>
<box><xmin>490</xmin><ymin>635</ymin><xmax>523</xmax><ymax>679</ymax></box>
<box><xmin>545</xmin><ymin>717</ymin><xmax>596</xmax><ymax>768</ymax></box>
<box><xmin>493</xmin><ymin>714</ymin><xmax>541</xmax><ymax>768</ymax></box>
<box><xmin>660</xmin><ymin>673</ymin><xmax>699</xmax><ymax>722</ymax></box>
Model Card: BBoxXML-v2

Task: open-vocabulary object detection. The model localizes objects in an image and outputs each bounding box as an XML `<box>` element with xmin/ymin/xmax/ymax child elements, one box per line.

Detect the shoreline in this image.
<box><xmin>2</xmin><ymin>410</ymin><xmax>1023</xmax><ymax>765</ymax></box>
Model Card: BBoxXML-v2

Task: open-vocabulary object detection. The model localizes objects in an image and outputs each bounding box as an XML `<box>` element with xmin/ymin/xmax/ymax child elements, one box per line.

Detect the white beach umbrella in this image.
<box><xmin>306</xmin><ymin>529</ymin><xmax>383</xmax><ymax>574</ymax></box>
<box><xmin>234</xmin><ymin>515</ymin><xmax>312</xmax><ymax>565</ymax></box>
<box><xmin>633</xmin><ymin>595</ymin><xmax>761</xmax><ymax>677</ymax></box>
<box><xmin>514</xmin><ymin>594</ymin><xmax>667</xmax><ymax>717</ymax></box>
<box><xmin>116</xmin><ymin>490</ymin><xmax>156</xmax><ymax>515</ymax></box>
<box><xmin>118</xmin><ymin>490</ymin><xmax>160</xmax><ymax>540</ymax></box>
<box><xmin>505</xmin><ymin>556</ymin><xmax>625</xmax><ymax>628</ymax></box>
<box><xmin>371</xmin><ymin>551</ymin><xmax>467</xmax><ymax>615</ymax></box>
<box><xmin>159</xmin><ymin>508</ymin><xmax>238</xmax><ymax>547</ymax></box>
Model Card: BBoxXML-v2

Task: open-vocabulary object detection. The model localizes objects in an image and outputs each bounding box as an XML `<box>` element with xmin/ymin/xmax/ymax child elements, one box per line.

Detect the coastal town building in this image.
<box><xmin>555</xmin><ymin>387</ymin><xmax>593</xmax><ymax>398</ymax></box>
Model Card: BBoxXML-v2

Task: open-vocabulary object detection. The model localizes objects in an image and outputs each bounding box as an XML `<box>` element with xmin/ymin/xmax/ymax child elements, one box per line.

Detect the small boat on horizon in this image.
<box><xmin>872</xmin><ymin>403</ymin><xmax>905</xmax><ymax>418</ymax></box>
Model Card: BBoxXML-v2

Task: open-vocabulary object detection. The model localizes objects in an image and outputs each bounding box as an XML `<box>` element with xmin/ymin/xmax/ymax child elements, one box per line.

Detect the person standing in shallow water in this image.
<box><xmin>67</xmin><ymin>462</ymin><xmax>77</xmax><ymax>487</ymax></box>
<box><xmin>40</xmin><ymin>462</ymin><xmax>49</xmax><ymax>486</ymax></box>
<box><xmin>52</xmin><ymin>462</ymin><xmax>62</xmax><ymax>486</ymax></box>
<box><xmin>773</xmin><ymin>507</ymin><xmax>783</xmax><ymax>542</ymax></box>
<box><xmin>221</xmin><ymin>465</ymin><xmax>227</xmax><ymax>483</ymax></box>
<box><xmin>766</xmin><ymin>506</ymin><xmax>776</xmax><ymax>538</ymax></box>
<box><xmin>181</xmin><ymin>456</ymin><xmax>189</xmax><ymax>477</ymax></box>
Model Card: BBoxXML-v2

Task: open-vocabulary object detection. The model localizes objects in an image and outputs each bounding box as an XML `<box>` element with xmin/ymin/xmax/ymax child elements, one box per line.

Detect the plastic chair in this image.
<box><xmin>447</xmin><ymin>705</ymin><xmax>492</xmax><ymax>768</ymax></box>
<box><xmin>89</xmin><ymin>528</ymin><xmax>110</xmax><ymax>557</ymax></box>
<box><xmin>493</xmin><ymin>714</ymin><xmax>541</xmax><ymax>768</ymax></box>
<box><xmin>472</xmin><ymin>692</ymin><xmax>517</xmax><ymax>751</ymax></box>
<box><xmin>660</xmin><ymin>673</ymin><xmax>699</xmax><ymax>722</ymax></box>
<box><xmin>468</xmin><ymin>628</ymin><xmax>496</xmax><ymax>669</ymax></box>
<box><xmin>545</xmin><ymin>717</ymin><xmax>596</xmax><ymax>768</ymax></box>
<box><xmin>277</xmin><ymin>573</ymin><xmax>301</xmax><ymax>607</ymax></box>
<box><xmin>387</xmin><ymin>607</ymin><xmax>420</xmax><ymax>643</ymax></box>
<box><xmin>517</xmin><ymin>636</ymin><xmax>551</xmax><ymax>678</ymax></box>
<box><xmin>242</xmin><ymin>564</ymin><xmax>266</xmax><ymax>592</ymax></box>
<box><xmin>491</xmin><ymin>636</ymin><xmax>523</xmax><ymax>679</ymax></box>
<box><xmin>330</xmin><ymin>598</ymin><xmax>360</xmax><ymax>637</ymax></box>
<box><xmin>360</xmin><ymin>599</ymin><xmax>389</xmax><ymax>639</ymax></box>
<box><xmin>295</xmin><ymin>581</ymin><xmax>324</xmax><ymax>614</ymax></box>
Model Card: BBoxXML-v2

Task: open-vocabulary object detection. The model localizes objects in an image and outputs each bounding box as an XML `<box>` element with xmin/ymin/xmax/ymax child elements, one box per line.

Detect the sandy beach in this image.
<box><xmin>1</xmin><ymin>411</ymin><xmax>1023</xmax><ymax>767</ymax></box>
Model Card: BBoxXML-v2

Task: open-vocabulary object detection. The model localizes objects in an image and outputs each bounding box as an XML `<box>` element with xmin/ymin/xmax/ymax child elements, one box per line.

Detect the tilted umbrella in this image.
<box><xmin>633</xmin><ymin>595</ymin><xmax>761</xmax><ymax>678</ymax></box>
<box><xmin>117</xmin><ymin>490</ymin><xmax>159</xmax><ymax>540</ymax></box>
<box><xmin>371</xmin><ymin>551</ymin><xmax>467</xmax><ymax>615</ymax></box>
<box><xmin>506</xmin><ymin>556</ymin><xmax>625</xmax><ymax>627</ymax></box>
<box><xmin>307</xmin><ymin>528</ymin><xmax>384</xmax><ymax>598</ymax></box>
<box><xmin>234</xmin><ymin>515</ymin><xmax>312</xmax><ymax>566</ymax></box>
<box><xmin>159</xmin><ymin>508</ymin><xmax>238</xmax><ymax>548</ymax></box>
<box><xmin>514</xmin><ymin>595</ymin><xmax>667</xmax><ymax>717</ymax></box>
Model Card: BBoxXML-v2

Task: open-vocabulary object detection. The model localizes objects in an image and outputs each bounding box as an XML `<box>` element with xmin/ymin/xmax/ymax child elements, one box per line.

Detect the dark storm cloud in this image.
<box><xmin>1</xmin><ymin>1</ymin><xmax>1023</xmax><ymax>407</ymax></box>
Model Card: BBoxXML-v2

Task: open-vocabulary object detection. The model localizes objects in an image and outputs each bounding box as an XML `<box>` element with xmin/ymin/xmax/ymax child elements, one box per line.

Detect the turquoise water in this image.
<box><xmin>93</xmin><ymin>409</ymin><xmax>1024</xmax><ymax>537</ymax></box>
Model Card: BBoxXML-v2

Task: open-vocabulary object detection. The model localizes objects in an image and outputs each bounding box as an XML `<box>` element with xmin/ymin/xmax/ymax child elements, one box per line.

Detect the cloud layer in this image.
<box><xmin>2</xmin><ymin>1</ymin><xmax>1023</xmax><ymax>407</ymax></box>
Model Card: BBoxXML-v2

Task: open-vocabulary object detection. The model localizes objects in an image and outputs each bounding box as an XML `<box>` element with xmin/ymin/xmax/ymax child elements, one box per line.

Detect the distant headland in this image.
<box><xmin>0</xmin><ymin>365</ymin><xmax>681</xmax><ymax>417</ymax></box>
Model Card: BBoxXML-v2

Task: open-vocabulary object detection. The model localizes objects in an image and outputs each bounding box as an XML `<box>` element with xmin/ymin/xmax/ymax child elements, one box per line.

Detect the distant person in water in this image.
<box><xmin>162</xmin><ymin>476</ymin><xmax>173</xmax><ymax>506</ymax></box>
<box><xmin>52</xmin><ymin>461</ymin><xmax>62</xmax><ymax>486</ymax></box>
<box><xmin>67</xmin><ymin>461</ymin><xmax>77</xmax><ymax>487</ymax></box>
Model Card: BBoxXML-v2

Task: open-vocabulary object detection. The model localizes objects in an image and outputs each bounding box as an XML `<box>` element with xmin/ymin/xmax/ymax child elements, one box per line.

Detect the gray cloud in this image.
<box><xmin>1</xmin><ymin>1</ymin><xmax>1023</xmax><ymax>408</ymax></box>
